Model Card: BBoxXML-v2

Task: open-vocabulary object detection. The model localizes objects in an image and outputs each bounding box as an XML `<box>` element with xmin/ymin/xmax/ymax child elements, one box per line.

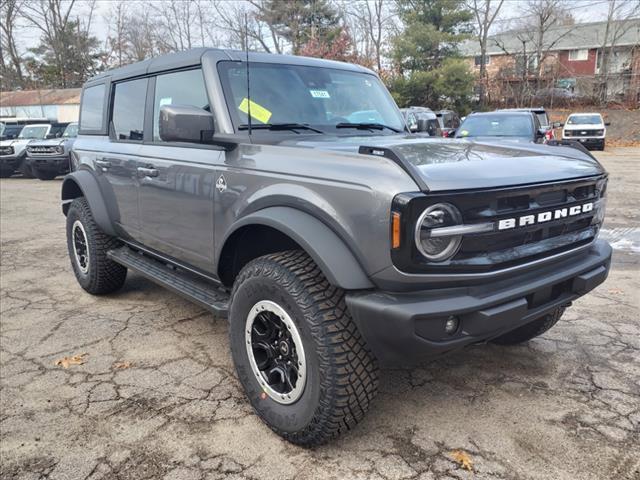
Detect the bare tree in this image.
<box><xmin>492</xmin><ymin>0</ymin><xmax>577</xmax><ymax>106</ymax></box>
<box><xmin>341</xmin><ymin>0</ymin><xmax>394</xmax><ymax>73</ymax></box>
<box><xmin>596</xmin><ymin>0</ymin><xmax>640</xmax><ymax>104</ymax></box>
<box><xmin>212</xmin><ymin>0</ymin><xmax>281</xmax><ymax>53</ymax></box>
<box><xmin>149</xmin><ymin>0</ymin><xmax>212</xmax><ymax>53</ymax></box>
<box><xmin>0</xmin><ymin>0</ymin><xmax>26</xmax><ymax>88</ymax></box>
<box><xmin>468</xmin><ymin>0</ymin><xmax>504</xmax><ymax>106</ymax></box>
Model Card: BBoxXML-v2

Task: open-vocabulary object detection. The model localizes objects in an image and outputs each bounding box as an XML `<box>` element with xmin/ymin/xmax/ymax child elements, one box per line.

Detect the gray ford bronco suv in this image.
<box><xmin>62</xmin><ymin>48</ymin><xmax>611</xmax><ymax>446</ymax></box>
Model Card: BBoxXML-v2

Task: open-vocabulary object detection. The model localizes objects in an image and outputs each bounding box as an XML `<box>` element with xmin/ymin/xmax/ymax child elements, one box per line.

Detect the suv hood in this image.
<box><xmin>27</xmin><ymin>138</ymin><xmax>68</xmax><ymax>147</ymax></box>
<box><xmin>279</xmin><ymin>135</ymin><xmax>604</xmax><ymax>191</ymax></box>
<box><xmin>0</xmin><ymin>138</ymin><xmax>32</xmax><ymax>147</ymax></box>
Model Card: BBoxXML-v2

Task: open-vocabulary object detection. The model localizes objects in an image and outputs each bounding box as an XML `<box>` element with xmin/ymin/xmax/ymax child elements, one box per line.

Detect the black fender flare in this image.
<box><xmin>220</xmin><ymin>206</ymin><xmax>374</xmax><ymax>290</ymax></box>
<box><xmin>61</xmin><ymin>170</ymin><xmax>116</xmax><ymax>236</ymax></box>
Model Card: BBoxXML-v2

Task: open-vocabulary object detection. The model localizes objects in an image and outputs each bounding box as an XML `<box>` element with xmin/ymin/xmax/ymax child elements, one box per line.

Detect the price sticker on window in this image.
<box><xmin>309</xmin><ymin>90</ymin><xmax>331</xmax><ymax>99</ymax></box>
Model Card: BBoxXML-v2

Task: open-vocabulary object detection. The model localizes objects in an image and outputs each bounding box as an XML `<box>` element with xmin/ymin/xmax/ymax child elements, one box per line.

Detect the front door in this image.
<box><xmin>136</xmin><ymin>68</ymin><xmax>220</xmax><ymax>272</ymax></box>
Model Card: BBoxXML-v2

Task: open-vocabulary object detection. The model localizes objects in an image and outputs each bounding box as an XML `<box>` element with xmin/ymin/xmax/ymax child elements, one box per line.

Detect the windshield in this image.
<box><xmin>2</xmin><ymin>125</ymin><xmax>22</xmax><ymax>138</ymax></box>
<box><xmin>567</xmin><ymin>114</ymin><xmax>602</xmax><ymax>125</ymax></box>
<box><xmin>457</xmin><ymin>114</ymin><xmax>532</xmax><ymax>138</ymax></box>
<box><xmin>218</xmin><ymin>62</ymin><xmax>405</xmax><ymax>133</ymax></box>
<box><xmin>62</xmin><ymin>124</ymin><xmax>79</xmax><ymax>138</ymax></box>
<box><xmin>18</xmin><ymin>125</ymin><xmax>48</xmax><ymax>139</ymax></box>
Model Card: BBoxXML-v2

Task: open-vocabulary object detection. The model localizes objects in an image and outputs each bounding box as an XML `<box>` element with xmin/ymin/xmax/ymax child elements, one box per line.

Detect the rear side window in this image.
<box><xmin>112</xmin><ymin>78</ymin><xmax>147</xmax><ymax>141</ymax></box>
<box><xmin>80</xmin><ymin>84</ymin><xmax>106</xmax><ymax>131</ymax></box>
<box><xmin>153</xmin><ymin>69</ymin><xmax>209</xmax><ymax>141</ymax></box>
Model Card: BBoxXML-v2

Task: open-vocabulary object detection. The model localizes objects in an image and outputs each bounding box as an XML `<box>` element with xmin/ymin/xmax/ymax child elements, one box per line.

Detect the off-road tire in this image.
<box><xmin>33</xmin><ymin>169</ymin><xmax>58</xmax><ymax>181</ymax></box>
<box><xmin>491</xmin><ymin>307</ymin><xmax>566</xmax><ymax>345</ymax></box>
<box><xmin>66</xmin><ymin>197</ymin><xmax>127</xmax><ymax>294</ymax></box>
<box><xmin>229</xmin><ymin>250</ymin><xmax>379</xmax><ymax>447</ymax></box>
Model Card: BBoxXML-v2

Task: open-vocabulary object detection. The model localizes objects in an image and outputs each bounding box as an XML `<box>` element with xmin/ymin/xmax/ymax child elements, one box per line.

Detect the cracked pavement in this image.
<box><xmin>1</xmin><ymin>147</ymin><xmax>639</xmax><ymax>480</ymax></box>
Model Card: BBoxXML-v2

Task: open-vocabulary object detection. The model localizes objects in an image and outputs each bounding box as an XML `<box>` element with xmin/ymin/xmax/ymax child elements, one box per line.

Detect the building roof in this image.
<box><xmin>0</xmin><ymin>88</ymin><xmax>81</xmax><ymax>107</ymax></box>
<box><xmin>460</xmin><ymin>18</ymin><xmax>640</xmax><ymax>57</ymax></box>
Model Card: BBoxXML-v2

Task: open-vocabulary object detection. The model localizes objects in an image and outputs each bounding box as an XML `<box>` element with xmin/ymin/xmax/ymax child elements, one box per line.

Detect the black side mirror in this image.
<box><xmin>159</xmin><ymin>105</ymin><xmax>214</xmax><ymax>143</ymax></box>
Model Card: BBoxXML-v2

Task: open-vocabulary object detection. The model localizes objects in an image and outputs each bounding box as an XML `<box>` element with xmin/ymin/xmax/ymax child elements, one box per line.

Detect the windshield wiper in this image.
<box><xmin>238</xmin><ymin>123</ymin><xmax>324</xmax><ymax>134</ymax></box>
<box><xmin>335</xmin><ymin>122</ymin><xmax>402</xmax><ymax>133</ymax></box>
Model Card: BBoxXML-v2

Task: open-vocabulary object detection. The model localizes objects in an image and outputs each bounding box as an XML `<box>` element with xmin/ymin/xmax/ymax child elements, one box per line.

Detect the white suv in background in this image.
<box><xmin>562</xmin><ymin>113</ymin><xmax>608</xmax><ymax>151</ymax></box>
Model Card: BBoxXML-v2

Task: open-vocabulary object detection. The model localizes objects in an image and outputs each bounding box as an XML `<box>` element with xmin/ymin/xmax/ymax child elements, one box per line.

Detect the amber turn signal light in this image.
<box><xmin>392</xmin><ymin>212</ymin><xmax>401</xmax><ymax>249</ymax></box>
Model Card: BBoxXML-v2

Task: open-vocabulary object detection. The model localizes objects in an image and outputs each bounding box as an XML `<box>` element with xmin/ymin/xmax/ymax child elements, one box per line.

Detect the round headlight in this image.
<box><xmin>415</xmin><ymin>203</ymin><xmax>463</xmax><ymax>261</ymax></box>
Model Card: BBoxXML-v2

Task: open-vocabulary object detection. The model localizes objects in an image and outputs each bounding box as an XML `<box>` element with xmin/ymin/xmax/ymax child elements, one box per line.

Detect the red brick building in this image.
<box><xmin>460</xmin><ymin>19</ymin><xmax>640</xmax><ymax>106</ymax></box>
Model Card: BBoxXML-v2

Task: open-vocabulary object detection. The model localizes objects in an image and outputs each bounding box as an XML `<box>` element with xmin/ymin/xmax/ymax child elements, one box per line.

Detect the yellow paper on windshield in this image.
<box><xmin>239</xmin><ymin>98</ymin><xmax>272</xmax><ymax>124</ymax></box>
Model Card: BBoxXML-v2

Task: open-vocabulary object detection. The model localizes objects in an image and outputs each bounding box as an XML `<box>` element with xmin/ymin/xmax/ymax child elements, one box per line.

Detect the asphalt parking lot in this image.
<box><xmin>1</xmin><ymin>147</ymin><xmax>639</xmax><ymax>480</ymax></box>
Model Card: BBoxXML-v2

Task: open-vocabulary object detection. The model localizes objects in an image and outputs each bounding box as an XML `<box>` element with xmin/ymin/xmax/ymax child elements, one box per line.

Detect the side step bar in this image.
<box><xmin>107</xmin><ymin>246</ymin><xmax>229</xmax><ymax>316</ymax></box>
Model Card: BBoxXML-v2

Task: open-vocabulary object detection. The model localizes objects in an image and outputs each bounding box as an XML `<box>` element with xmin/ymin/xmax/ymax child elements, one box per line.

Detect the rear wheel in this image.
<box><xmin>229</xmin><ymin>250</ymin><xmax>379</xmax><ymax>446</ymax></box>
<box><xmin>491</xmin><ymin>307</ymin><xmax>565</xmax><ymax>345</ymax></box>
<box><xmin>66</xmin><ymin>197</ymin><xmax>127</xmax><ymax>294</ymax></box>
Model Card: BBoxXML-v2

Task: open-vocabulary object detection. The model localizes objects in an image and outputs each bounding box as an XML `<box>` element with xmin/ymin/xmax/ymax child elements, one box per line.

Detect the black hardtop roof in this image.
<box><xmin>471</xmin><ymin>110</ymin><xmax>535</xmax><ymax>116</ymax></box>
<box><xmin>497</xmin><ymin>107</ymin><xmax>547</xmax><ymax>113</ymax></box>
<box><xmin>86</xmin><ymin>48</ymin><xmax>374</xmax><ymax>86</ymax></box>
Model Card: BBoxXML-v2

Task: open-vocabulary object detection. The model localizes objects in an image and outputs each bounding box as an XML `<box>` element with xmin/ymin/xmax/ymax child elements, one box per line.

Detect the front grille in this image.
<box><xmin>27</xmin><ymin>145</ymin><xmax>61</xmax><ymax>155</ymax></box>
<box><xmin>565</xmin><ymin>129</ymin><xmax>602</xmax><ymax>137</ymax></box>
<box><xmin>0</xmin><ymin>146</ymin><xmax>14</xmax><ymax>156</ymax></box>
<box><xmin>392</xmin><ymin>175</ymin><xmax>607</xmax><ymax>274</ymax></box>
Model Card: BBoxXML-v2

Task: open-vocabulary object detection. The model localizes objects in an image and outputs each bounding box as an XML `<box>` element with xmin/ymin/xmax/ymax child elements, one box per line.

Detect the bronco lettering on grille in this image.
<box><xmin>498</xmin><ymin>202</ymin><xmax>594</xmax><ymax>230</ymax></box>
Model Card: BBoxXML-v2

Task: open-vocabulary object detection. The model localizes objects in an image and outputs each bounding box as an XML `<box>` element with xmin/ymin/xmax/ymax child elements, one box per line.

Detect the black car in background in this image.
<box><xmin>497</xmin><ymin>107</ymin><xmax>562</xmax><ymax>141</ymax></box>
<box><xmin>400</xmin><ymin>107</ymin><xmax>441</xmax><ymax>136</ymax></box>
<box><xmin>455</xmin><ymin>111</ymin><xmax>547</xmax><ymax>143</ymax></box>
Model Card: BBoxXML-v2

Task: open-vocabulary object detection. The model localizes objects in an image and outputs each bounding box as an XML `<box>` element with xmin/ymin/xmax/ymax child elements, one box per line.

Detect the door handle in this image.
<box><xmin>137</xmin><ymin>166</ymin><xmax>159</xmax><ymax>178</ymax></box>
<box><xmin>95</xmin><ymin>159</ymin><xmax>111</xmax><ymax>170</ymax></box>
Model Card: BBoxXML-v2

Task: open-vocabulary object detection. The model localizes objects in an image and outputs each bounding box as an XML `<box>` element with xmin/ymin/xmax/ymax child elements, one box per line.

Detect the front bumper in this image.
<box><xmin>346</xmin><ymin>240</ymin><xmax>612</xmax><ymax>365</ymax></box>
<box><xmin>25</xmin><ymin>155</ymin><xmax>70</xmax><ymax>174</ymax></box>
<box><xmin>562</xmin><ymin>136</ymin><xmax>605</xmax><ymax>148</ymax></box>
<box><xmin>0</xmin><ymin>154</ymin><xmax>21</xmax><ymax>170</ymax></box>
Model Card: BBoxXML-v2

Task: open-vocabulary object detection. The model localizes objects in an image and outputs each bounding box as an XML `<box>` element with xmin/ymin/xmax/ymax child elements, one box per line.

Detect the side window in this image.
<box><xmin>112</xmin><ymin>78</ymin><xmax>147</xmax><ymax>141</ymax></box>
<box><xmin>79</xmin><ymin>84</ymin><xmax>105</xmax><ymax>131</ymax></box>
<box><xmin>153</xmin><ymin>69</ymin><xmax>209</xmax><ymax>141</ymax></box>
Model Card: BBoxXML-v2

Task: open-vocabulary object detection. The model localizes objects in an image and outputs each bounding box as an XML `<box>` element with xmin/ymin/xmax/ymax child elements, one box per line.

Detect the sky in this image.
<box><xmin>14</xmin><ymin>0</ymin><xmax>617</xmax><ymax>51</ymax></box>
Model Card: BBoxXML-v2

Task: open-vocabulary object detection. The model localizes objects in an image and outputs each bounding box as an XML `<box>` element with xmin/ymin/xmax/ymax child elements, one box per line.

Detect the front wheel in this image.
<box><xmin>66</xmin><ymin>197</ymin><xmax>127</xmax><ymax>294</ymax></box>
<box><xmin>229</xmin><ymin>250</ymin><xmax>379</xmax><ymax>447</ymax></box>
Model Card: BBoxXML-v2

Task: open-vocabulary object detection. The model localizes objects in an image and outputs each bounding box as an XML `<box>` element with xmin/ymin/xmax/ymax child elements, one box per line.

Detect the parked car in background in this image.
<box><xmin>400</xmin><ymin>107</ymin><xmax>441</xmax><ymax>136</ymax></box>
<box><xmin>455</xmin><ymin>111</ymin><xmax>546</xmax><ymax>143</ymax></box>
<box><xmin>562</xmin><ymin>113</ymin><xmax>608</xmax><ymax>150</ymax></box>
<box><xmin>435</xmin><ymin>110</ymin><xmax>461</xmax><ymax>137</ymax></box>
<box><xmin>497</xmin><ymin>107</ymin><xmax>560</xmax><ymax>141</ymax></box>
<box><xmin>0</xmin><ymin>117</ymin><xmax>51</xmax><ymax>140</ymax></box>
<box><xmin>26</xmin><ymin>122</ymin><xmax>78</xmax><ymax>180</ymax></box>
<box><xmin>0</xmin><ymin>122</ymin><xmax>68</xmax><ymax>178</ymax></box>
<box><xmin>532</xmin><ymin>87</ymin><xmax>587</xmax><ymax>107</ymax></box>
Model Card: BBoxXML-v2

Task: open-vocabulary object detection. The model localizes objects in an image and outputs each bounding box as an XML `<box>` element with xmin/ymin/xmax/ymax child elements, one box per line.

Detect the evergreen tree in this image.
<box><xmin>257</xmin><ymin>0</ymin><xmax>341</xmax><ymax>54</ymax></box>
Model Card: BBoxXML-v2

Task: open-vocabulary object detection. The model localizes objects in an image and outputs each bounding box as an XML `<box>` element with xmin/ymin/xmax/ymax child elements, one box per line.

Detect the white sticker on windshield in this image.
<box><xmin>159</xmin><ymin>97</ymin><xmax>172</xmax><ymax>106</ymax></box>
<box><xmin>310</xmin><ymin>90</ymin><xmax>330</xmax><ymax>99</ymax></box>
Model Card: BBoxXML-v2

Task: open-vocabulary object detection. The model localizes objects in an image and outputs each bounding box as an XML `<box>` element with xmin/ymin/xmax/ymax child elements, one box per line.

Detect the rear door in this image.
<box><xmin>99</xmin><ymin>78</ymin><xmax>148</xmax><ymax>239</ymax></box>
<box><xmin>136</xmin><ymin>68</ymin><xmax>221</xmax><ymax>272</ymax></box>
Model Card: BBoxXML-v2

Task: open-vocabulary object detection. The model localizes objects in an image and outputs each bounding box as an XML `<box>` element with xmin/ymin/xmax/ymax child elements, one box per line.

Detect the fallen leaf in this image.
<box><xmin>450</xmin><ymin>449</ymin><xmax>473</xmax><ymax>471</ymax></box>
<box><xmin>113</xmin><ymin>361</ymin><xmax>132</xmax><ymax>369</ymax></box>
<box><xmin>55</xmin><ymin>353</ymin><xmax>87</xmax><ymax>369</ymax></box>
